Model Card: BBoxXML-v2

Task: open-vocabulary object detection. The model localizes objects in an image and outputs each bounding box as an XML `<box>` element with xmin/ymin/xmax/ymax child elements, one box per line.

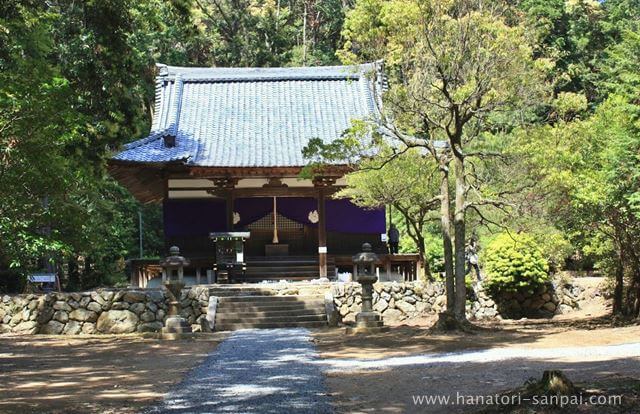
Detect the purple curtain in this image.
<box><xmin>234</xmin><ymin>198</ymin><xmax>273</xmax><ymax>227</ymax></box>
<box><xmin>163</xmin><ymin>199</ymin><xmax>227</xmax><ymax>237</ymax></box>
<box><xmin>164</xmin><ymin>197</ymin><xmax>386</xmax><ymax>236</ymax></box>
<box><xmin>327</xmin><ymin>199</ymin><xmax>385</xmax><ymax>234</ymax></box>
<box><xmin>234</xmin><ymin>197</ymin><xmax>384</xmax><ymax>234</ymax></box>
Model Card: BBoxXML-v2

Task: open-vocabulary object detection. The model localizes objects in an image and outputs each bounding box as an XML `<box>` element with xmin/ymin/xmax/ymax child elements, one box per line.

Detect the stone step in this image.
<box><xmin>215</xmin><ymin>314</ymin><xmax>327</xmax><ymax>324</ymax></box>
<box><xmin>215</xmin><ymin>320</ymin><xmax>327</xmax><ymax>331</ymax></box>
<box><xmin>216</xmin><ymin>302</ymin><xmax>325</xmax><ymax>313</ymax></box>
<box><xmin>217</xmin><ymin>295</ymin><xmax>323</xmax><ymax>303</ymax></box>
<box><xmin>216</xmin><ymin>308</ymin><xmax>326</xmax><ymax>318</ymax></box>
<box><xmin>209</xmin><ymin>289</ymin><xmax>277</xmax><ymax>297</ymax></box>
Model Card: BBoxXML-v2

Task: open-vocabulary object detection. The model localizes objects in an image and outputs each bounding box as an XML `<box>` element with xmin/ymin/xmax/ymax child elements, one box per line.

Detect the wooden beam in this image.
<box><xmin>205</xmin><ymin>186</ymin><xmax>344</xmax><ymax>198</ymax></box>
<box><xmin>317</xmin><ymin>187</ymin><xmax>327</xmax><ymax>278</ymax></box>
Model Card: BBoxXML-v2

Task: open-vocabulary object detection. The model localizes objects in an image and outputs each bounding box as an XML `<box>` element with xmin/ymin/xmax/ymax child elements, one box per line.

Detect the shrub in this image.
<box><xmin>482</xmin><ymin>233</ymin><xmax>550</xmax><ymax>292</ymax></box>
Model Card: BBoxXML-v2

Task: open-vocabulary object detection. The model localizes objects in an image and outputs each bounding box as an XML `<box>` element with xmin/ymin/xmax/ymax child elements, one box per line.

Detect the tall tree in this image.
<box><xmin>338</xmin><ymin>0</ymin><xmax>548</xmax><ymax>324</ymax></box>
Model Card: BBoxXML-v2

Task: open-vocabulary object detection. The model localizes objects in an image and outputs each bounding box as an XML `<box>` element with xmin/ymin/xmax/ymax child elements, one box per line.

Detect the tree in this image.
<box><xmin>336</xmin><ymin>149</ymin><xmax>441</xmax><ymax>279</ymax></box>
<box><xmin>338</xmin><ymin>0</ymin><xmax>548</xmax><ymax>324</ymax></box>
<box><xmin>516</xmin><ymin>95</ymin><xmax>640</xmax><ymax>316</ymax></box>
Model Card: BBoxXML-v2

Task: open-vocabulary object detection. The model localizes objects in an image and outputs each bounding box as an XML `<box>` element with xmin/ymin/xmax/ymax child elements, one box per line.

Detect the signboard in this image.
<box><xmin>381</xmin><ymin>233</ymin><xmax>388</xmax><ymax>242</ymax></box>
<box><xmin>28</xmin><ymin>273</ymin><xmax>56</xmax><ymax>283</ymax></box>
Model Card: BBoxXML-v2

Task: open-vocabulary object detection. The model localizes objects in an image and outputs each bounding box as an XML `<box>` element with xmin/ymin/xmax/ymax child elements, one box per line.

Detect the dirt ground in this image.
<box><xmin>0</xmin><ymin>334</ymin><xmax>226</xmax><ymax>414</ymax></box>
<box><xmin>313</xmin><ymin>316</ymin><xmax>640</xmax><ymax>413</ymax></box>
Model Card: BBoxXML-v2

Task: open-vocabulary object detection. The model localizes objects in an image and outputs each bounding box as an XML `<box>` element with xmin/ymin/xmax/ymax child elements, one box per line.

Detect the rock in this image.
<box><xmin>146</xmin><ymin>290</ymin><xmax>164</xmax><ymax>303</ymax></box>
<box><xmin>68</xmin><ymin>300</ymin><xmax>81</xmax><ymax>309</ymax></box>
<box><xmin>91</xmin><ymin>292</ymin><xmax>106</xmax><ymax>306</ymax></box>
<box><xmin>146</xmin><ymin>302</ymin><xmax>158</xmax><ymax>313</ymax></box>
<box><xmin>382</xmin><ymin>308</ymin><xmax>403</xmax><ymax>322</ymax></box>
<box><xmin>541</xmin><ymin>293</ymin><xmax>551</xmax><ymax>302</ymax></box>
<box><xmin>140</xmin><ymin>311</ymin><xmax>156</xmax><ymax>322</ymax></box>
<box><xmin>403</xmin><ymin>296</ymin><xmax>417</xmax><ymax>304</ymax></box>
<box><xmin>380</xmin><ymin>291</ymin><xmax>391</xmax><ymax>301</ymax></box>
<box><xmin>129</xmin><ymin>303</ymin><xmax>146</xmax><ymax>315</ymax></box>
<box><xmin>415</xmin><ymin>301</ymin><xmax>430</xmax><ymax>313</ymax></box>
<box><xmin>156</xmin><ymin>309</ymin><xmax>166</xmax><ymax>320</ymax></box>
<box><xmin>36</xmin><ymin>307</ymin><xmax>54</xmax><ymax>324</ymax></box>
<box><xmin>79</xmin><ymin>296</ymin><xmax>91</xmax><ymax>308</ymax></box>
<box><xmin>63</xmin><ymin>320</ymin><xmax>82</xmax><ymax>335</ymax></box>
<box><xmin>395</xmin><ymin>300</ymin><xmax>416</xmax><ymax>314</ymax></box>
<box><xmin>69</xmin><ymin>309</ymin><xmax>98</xmax><ymax>322</ymax></box>
<box><xmin>542</xmin><ymin>302</ymin><xmax>557</xmax><ymax>312</ymax></box>
<box><xmin>339</xmin><ymin>304</ymin><xmax>349</xmax><ymax>316</ymax></box>
<box><xmin>123</xmin><ymin>291</ymin><xmax>146</xmax><ymax>303</ymax></box>
<box><xmin>41</xmin><ymin>320</ymin><xmax>64</xmax><ymax>334</ymax></box>
<box><xmin>137</xmin><ymin>321</ymin><xmax>163</xmax><ymax>333</ymax></box>
<box><xmin>53</xmin><ymin>310</ymin><xmax>69</xmax><ymax>323</ymax></box>
<box><xmin>86</xmin><ymin>302</ymin><xmax>102</xmax><ymax>313</ymax></box>
<box><xmin>111</xmin><ymin>301</ymin><xmax>129</xmax><ymax>310</ymax></box>
<box><xmin>81</xmin><ymin>323</ymin><xmax>96</xmax><ymax>334</ymax></box>
<box><xmin>558</xmin><ymin>304</ymin><xmax>573</xmax><ymax>314</ymax></box>
<box><xmin>53</xmin><ymin>301</ymin><xmax>72</xmax><ymax>312</ymax></box>
<box><xmin>96</xmin><ymin>310</ymin><xmax>139</xmax><ymax>334</ymax></box>
<box><xmin>373</xmin><ymin>298</ymin><xmax>389</xmax><ymax>313</ymax></box>
<box><xmin>9</xmin><ymin>313</ymin><xmax>22</xmax><ymax>325</ymax></box>
<box><xmin>28</xmin><ymin>300</ymin><xmax>38</xmax><ymax>311</ymax></box>
<box><xmin>101</xmin><ymin>290</ymin><xmax>115</xmax><ymax>302</ymax></box>
<box><xmin>14</xmin><ymin>320</ymin><xmax>38</xmax><ymax>333</ymax></box>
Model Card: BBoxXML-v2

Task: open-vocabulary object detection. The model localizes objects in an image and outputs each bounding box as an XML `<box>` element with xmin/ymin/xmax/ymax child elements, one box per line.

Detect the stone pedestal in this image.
<box><xmin>162</xmin><ymin>280</ymin><xmax>192</xmax><ymax>335</ymax></box>
<box><xmin>347</xmin><ymin>243</ymin><xmax>389</xmax><ymax>334</ymax></box>
<box><xmin>163</xmin><ymin>316</ymin><xmax>193</xmax><ymax>334</ymax></box>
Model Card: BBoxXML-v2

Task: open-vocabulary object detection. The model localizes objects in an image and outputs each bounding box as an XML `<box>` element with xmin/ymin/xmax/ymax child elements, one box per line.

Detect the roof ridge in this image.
<box><xmin>122</xmin><ymin>128</ymin><xmax>169</xmax><ymax>150</ymax></box>
<box><xmin>155</xmin><ymin>63</ymin><xmax>377</xmax><ymax>83</ymax></box>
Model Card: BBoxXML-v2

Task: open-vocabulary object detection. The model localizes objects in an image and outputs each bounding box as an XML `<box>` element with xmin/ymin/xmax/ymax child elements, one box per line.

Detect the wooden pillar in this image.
<box><xmin>317</xmin><ymin>187</ymin><xmax>327</xmax><ymax>278</ymax></box>
<box><xmin>226</xmin><ymin>190</ymin><xmax>234</xmax><ymax>231</ymax></box>
<box><xmin>196</xmin><ymin>267</ymin><xmax>201</xmax><ymax>285</ymax></box>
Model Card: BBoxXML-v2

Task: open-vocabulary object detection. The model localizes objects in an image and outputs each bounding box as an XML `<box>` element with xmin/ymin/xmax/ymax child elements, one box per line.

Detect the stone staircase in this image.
<box><xmin>211</xmin><ymin>287</ymin><xmax>328</xmax><ymax>331</ymax></box>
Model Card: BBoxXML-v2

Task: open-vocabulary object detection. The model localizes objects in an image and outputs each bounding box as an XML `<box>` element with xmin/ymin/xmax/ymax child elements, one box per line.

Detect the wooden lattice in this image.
<box><xmin>247</xmin><ymin>213</ymin><xmax>303</xmax><ymax>231</ymax></box>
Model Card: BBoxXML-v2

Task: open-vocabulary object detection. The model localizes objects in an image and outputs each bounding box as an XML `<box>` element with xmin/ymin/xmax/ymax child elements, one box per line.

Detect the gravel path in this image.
<box><xmin>146</xmin><ymin>328</ymin><xmax>333</xmax><ymax>414</ymax></box>
<box><xmin>319</xmin><ymin>341</ymin><xmax>640</xmax><ymax>372</ymax></box>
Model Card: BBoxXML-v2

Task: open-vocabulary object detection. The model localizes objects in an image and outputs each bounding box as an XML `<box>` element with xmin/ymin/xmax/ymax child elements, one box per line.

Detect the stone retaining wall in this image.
<box><xmin>331</xmin><ymin>280</ymin><xmax>583</xmax><ymax>324</ymax></box>
<box><xmin>0</xmin><ymin>286</ymin><xmax>210</xmax><ymax>335</ymax></box>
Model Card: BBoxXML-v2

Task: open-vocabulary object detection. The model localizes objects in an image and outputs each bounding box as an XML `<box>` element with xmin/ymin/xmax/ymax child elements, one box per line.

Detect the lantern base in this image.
<box><xmin>347</xmin><ymin>311</ymin><xmax>387</xmax><ymax>334</ymax></box>
<box><xmin>162</xmin><ymin>316</ymin><xmax>193</xmax><ymax>334</ymax></box>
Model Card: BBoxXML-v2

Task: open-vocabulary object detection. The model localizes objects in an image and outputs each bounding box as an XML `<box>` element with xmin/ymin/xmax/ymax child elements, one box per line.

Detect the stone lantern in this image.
<box><xmin>159</xmin><ymin>246</ymin><xmax>192</xmax><ymax>334</ymax></box>
<box><xmin>350</xmin><ymin>243</ymin><xmax>387</xmax><ymax>333</ymax></box>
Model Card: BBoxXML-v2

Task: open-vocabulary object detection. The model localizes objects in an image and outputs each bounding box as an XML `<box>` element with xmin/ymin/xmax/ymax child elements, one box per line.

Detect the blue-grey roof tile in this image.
<box><xmin>113</xmin><ymin>63</ymin><xmax>382</xmax><ymax>167</ymax></box>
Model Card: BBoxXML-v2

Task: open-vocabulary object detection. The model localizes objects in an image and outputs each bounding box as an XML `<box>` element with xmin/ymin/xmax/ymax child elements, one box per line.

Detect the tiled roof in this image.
<box><xmin>113</xmin><ymin>63</ymin><xmax>383</xmax><ymax>167</ymax></box>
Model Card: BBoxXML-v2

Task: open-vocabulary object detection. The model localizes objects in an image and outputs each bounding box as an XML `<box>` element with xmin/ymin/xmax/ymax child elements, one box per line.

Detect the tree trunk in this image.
<box><xmin>439</xmin><ymin>164</ymin><xmax>455</xmax><ymax>314</ymax></box>
<box><xmin>613</xmin><ymin>245</ymin><xmax>624</xmax><ymax>315</ymax></box>
<box><xmin>453</xmin><ymin>155</ymin><xmax>467</xmax><ymax>321</ymax></box>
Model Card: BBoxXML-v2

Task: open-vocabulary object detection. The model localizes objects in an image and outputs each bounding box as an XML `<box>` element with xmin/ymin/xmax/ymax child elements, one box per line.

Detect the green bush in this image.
<box><xmin>482</xmin><ymin>233</ymin><xmax>549</xmax><ymax>292</ymax></box>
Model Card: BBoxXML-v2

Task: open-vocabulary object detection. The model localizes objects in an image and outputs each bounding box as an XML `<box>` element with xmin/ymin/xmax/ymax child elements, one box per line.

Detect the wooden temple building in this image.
<box><xmin>109</xmin><ymin>63</ymin><xmax>420</xmax><ymax>287</ymax></box>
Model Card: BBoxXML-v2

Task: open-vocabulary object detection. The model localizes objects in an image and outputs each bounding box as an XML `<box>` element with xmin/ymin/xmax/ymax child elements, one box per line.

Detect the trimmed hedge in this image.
<box><xmin>482</xmin><ymin>233</ymin><xmax>549</xmax><ymax>292</ymax></box>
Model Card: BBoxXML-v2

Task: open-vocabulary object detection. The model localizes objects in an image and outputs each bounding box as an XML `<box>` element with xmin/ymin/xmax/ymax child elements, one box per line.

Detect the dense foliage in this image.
<box><xmin>2</xmin><ymin>0</ymin><xmax>640</xmax><ymax>318</ymax></box>
<box><xmin>482</xmin><ymin>233</ymin><xmax>549</xmax><ymax>293</ymax></box>
<box><xmin>0</xmin><ymin>0</ymin><xmax>345</xmax><ymax>291</ymax></box>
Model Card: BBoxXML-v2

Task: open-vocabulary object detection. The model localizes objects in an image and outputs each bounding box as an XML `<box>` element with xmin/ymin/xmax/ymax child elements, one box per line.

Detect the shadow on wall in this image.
<box><xmin>474</xmin><ymin>282</ymin><xmax>582</xmax><ymax>320</ymax></box>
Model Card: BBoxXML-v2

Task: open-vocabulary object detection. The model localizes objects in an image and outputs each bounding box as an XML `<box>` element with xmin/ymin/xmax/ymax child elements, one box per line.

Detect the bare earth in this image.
<box><xmin>0</xmin><ymin>278</ymin><xmax>637</xmax><ymax>414</ymax></box>
<box><xmin>313</xmin><ymin>317</ymin><xmax>640</xmax><ymax>413</ymax></box>
<box><xmin>0</xmin><ymin>334</ymin><xmax>226</xmax><ymax>414</ymax></box>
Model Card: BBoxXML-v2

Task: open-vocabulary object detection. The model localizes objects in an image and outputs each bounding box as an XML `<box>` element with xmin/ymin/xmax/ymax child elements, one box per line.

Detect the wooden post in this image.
<box><xmin>226</xmin><ymin>190</ymin><xmax>234</xmax><ymax>231</ymax></box>
<box><xmin>318</xmin><ymin>187</ymin><xmax>327</xmax><ymax>278</ymax></box>
<box><xmin>196</xmin><ymin>267</ymin><xmax>201</xmax><ymax>285</ymax></box>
